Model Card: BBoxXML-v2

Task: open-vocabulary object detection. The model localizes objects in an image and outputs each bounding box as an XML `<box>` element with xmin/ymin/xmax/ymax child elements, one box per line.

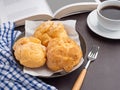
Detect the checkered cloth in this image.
<box><xmin>0</xmin><ymin>22</ymin><xmax>57</xmax><ymax>90</ymax></box>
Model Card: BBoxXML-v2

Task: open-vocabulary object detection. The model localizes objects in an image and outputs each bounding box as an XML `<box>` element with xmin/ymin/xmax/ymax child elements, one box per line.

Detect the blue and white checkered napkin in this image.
<box><xmin>0</xmin><ymin>22</ymin><xmax>57</xmax><ymax>90</ymax></box>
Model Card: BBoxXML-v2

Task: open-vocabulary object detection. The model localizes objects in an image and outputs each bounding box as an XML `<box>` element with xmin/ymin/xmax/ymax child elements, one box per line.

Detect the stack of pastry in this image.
<box><xmin>13</xmin><ymin>21</ymin><xmax>83</xmax><ymax>72</ymax></box>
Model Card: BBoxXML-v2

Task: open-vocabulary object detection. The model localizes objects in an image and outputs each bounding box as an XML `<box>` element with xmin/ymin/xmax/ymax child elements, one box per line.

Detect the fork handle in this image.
<box><xmin>72</xmin><ymin>68</ymin><xmax>87</xmax><ymax>90</ymax></box>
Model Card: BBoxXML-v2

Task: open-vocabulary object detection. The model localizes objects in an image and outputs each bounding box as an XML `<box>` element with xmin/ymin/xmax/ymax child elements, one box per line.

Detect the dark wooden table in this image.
<box><xmin>16</xmin><ymin>0</ymin><xmax>120</xmax><ymax>90</ymax></box>
<box><xmin>41</xmin><ymin>8</ymin><xmax>120</xmax><ymax>90</ymax></box>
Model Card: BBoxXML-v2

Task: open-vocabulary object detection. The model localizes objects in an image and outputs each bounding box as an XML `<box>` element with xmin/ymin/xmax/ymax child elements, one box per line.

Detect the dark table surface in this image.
<box><xmin>42</xmin><ymin>5</ymin><xmax>120</xmax><ymax>90</ymax></box>
<box><xmin>40</xmin><ymin>12</ymin><xmax>120</xmax><ymax>90</ymax></box>
<box><xmin>16</xmin><ymin>0</ymin><xmax>120</xmax><ymax>90</ymax></box>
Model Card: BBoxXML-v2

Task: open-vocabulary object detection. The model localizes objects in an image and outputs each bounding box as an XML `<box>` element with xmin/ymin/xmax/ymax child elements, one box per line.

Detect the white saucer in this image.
<box><xmin>87</xmin><ymin>10</ymin><xmax>120</xmax><ymax>39</ymax></box>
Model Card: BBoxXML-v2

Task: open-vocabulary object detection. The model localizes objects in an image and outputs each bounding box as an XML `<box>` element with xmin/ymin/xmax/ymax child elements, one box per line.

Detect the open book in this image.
<box><xmin>0</xmin><ymin>0</ymin><xmax>98</xmax><ymax>26</ymax></box>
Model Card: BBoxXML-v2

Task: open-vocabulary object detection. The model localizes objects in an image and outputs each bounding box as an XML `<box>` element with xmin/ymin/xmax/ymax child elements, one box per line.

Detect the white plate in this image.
<box><xmin>87</xmin><ymin>10</ymin><xmax>120</xmax><ymax>39</ymax></box>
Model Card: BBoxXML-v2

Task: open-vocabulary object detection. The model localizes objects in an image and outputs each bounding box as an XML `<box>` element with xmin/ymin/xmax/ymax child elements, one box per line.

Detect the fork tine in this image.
<box><xmin>88</xmin><ymin>45</ymin><xmax>100</xmax><ymax>60</ymax></box>
<box><xmin>90</xmin><ymin>53</ymin><xmax>94</xmax><ymax>57</ymax></box>
<box><xmin>94</xmin><ymin>52</ymin><xmax>98</xmax><ymax>58</ymax></box>
<box><xmin>88</xmin><ymin>51</ymin><xmax>94</xmax><ymax>56</ymax></box>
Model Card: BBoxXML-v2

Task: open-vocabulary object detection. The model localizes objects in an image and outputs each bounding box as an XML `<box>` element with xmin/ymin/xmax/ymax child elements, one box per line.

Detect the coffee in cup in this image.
<box><xmin>97</xmin><ymin>0</ymin><xmax>120</xmax><ymax>31</ymax></box>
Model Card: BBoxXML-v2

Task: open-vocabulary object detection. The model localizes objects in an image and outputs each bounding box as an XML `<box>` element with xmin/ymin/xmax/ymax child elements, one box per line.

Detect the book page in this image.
<box><xmin>46</xmin><ymin>0</ymin><xmax>96</xmax><ymax>14</ymax></box>
<box><xmin>53</xmin><ymin>2</ymin><xmax>98</xmax><ymax>19</ymax></box>
<box><xmin>0</xmin><ymin>0</ymin><xmax>53</xmax><ymax>22</ymax></box>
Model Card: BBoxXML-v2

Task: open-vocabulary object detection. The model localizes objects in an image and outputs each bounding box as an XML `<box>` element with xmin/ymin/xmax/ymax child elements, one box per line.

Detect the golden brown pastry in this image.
<box><xmin>46</xmin><ymin>38</ymin><xmax>83</xmax><ymax>72</ymax></box>
<box><xmin>13</xmin><ymin>21</ymin><xmax>83</xmax><ymax>71</ymax></box>
<box><xmin>13</xmin><ymin>37</ymin><xmax>46</xmax><ymax>68</ymax></box>
<box><xmin>33</xmin><ymin>21</ymin><xmax>68</xmax><ymax>46</ymax></box>
<box><xmin>13</xmin><ymin>36</ymin><xmax>41</xmax><ymax>50</ymax></box>
<box><xmin>14</xmin><ymin>42</ymin><xmax>46</xmax><ymax>68</ymax></box>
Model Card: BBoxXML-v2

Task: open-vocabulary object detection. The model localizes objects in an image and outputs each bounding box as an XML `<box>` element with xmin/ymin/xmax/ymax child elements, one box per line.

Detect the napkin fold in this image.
<box><xmin>0</xmin><ymin>22</ymin><xmax>57</xmax><ymax>90</ymax></box>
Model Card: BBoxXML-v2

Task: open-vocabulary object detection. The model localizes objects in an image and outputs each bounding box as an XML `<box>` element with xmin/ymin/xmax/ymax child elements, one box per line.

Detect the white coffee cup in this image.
<box><xmin>97</xmin><ymin>0</ymin><xmax>120</xmax><ymax>31</ymax></box>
